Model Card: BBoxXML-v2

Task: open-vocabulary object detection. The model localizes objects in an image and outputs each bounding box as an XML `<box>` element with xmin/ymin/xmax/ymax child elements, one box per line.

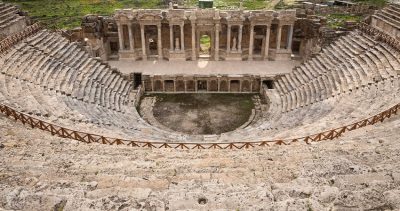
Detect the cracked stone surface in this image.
<box><xmin>0</xmin><ymin>113</ymin><xmax>399</xmax><ymax>210</ymax></box>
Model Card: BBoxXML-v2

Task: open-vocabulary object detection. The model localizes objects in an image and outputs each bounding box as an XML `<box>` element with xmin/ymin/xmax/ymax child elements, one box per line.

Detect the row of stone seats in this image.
<box><xmin>2</xmin><ymin>109</ymin><xmax>399</xmax><ymax>211</ymax></box>
<box><xmin>0</xmin><ymin>2</ymin><xmax>24</xmax><ymax>31</ymax></box>
<box><xmin>0</xmin><ymin>29</ymin><xmax>133</xmax><ymax>112</ymax></box>
<box><xmin>225</xmin><ymin>77</ymin><xmax>399</xmax><ymax>142</ymax></box>
<box><xmin>0</xmin><ymin>23</ymin><xmax>399</xmax><ymax>144</ymax></box>
<box><xmin>274</xmin><ymin>30</ymin><xmax>399</xmax><ymax>112</ymax></box>
<box><xmin>1</xmin><ymin>37</ymin><xmax>398</xmax><ymax>143</ymax></box>
<box><xmin>373</xmin><ymin>3</ymin><xmax>400</xmax><ymax>30</ymax></box>
<box><xmin>0</xmin><ymin>59</ymin><xmax>398</xmax><ymax>144</ymax></box>
<box><xmin>271</xmin><ymin>78</ymin><xmax>400</xmax><ymax>139</ymax></box>
<box><xmin>0</xmin><ymin>70</ymin><xmax>199</xmax><ymax>142</ymax></box>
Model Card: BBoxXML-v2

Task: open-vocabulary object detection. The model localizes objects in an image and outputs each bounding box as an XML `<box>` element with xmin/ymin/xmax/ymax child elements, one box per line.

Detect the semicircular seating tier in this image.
<box><xmin>0</xmin><ymin>25</ymin><xmax>399</xmax><ymax>143</ymax></box>
<box><xmin>0</xmin><ymin>2</ymin><xmax>26</xmax><ymax>39</ymax></box>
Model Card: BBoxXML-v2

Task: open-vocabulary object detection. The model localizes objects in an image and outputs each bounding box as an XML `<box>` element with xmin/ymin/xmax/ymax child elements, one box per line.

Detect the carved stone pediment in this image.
<box><xmin>277</xmin><ymin>10</ymin><xmax>297</xmax><ymax>25</ymax></box>
<box><xmin>167</xmin><ymin>9</ymin><xmax>186</xmax><ymax>23</ymax></box>
<box><xmin>114</xmin><ymin>9</ymin><xmax>135</xmax><ymax>21</ymax></box>
<box><xmin>137</xmin><ymin>10</ymin><xmax>163</xmax><ymax>22</ymax></box>
<box><xmin>226</xmin><ymin>11</ymin><xmax>245</xmax><ymax>24</ymax></box>
<box><xmin>249</xmin><ymin>10</ymin><xmax>274</xmax><ymax>25</ymax></box>
<box><xmin>195</xmin><ymin>9</ymin><xmax>216</xmax><ymax>20</ymax></box>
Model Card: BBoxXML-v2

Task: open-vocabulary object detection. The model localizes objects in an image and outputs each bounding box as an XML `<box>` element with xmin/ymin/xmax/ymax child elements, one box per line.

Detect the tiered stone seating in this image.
<box><xmin>0</xmin><ymin>5</ymin><xmax>399</xmax><ymax>145</ymax></box>
<box><xmin>1</xmin><ymin>110</ymin><xmax>400</xmax><ymax>210</ymax></box>
<box><xmin>1</xmin><ymin>26</ymin><xmax>399</xmax><ymax>144</ymax></box>
<box><xmin>274</xmin><ymin>30</ymin><xmax>400</xmax><ymax>112</ymax></box>
<box><xmin>0</xmin><ymin>1</ymin><xmax>26</xmax><ymax>40</ymax></box>
<box><xmin>219</xmin><ymin>77</ymin><xmax>399</xmax><ymax>142</ymax></box>
<box><xmin>373</xmin><ymin>3</ymin><xmax>400</xmax><ymax>31</ymax></box>
<box><xmin>0</xmin><ymin>30</ymin><xmax>132</xmax><ymax>112</ymax></box>
<box><xmin>0</xmin><ymin>2</ymin><xmax>24</xmax><ymax>32</ymax></box>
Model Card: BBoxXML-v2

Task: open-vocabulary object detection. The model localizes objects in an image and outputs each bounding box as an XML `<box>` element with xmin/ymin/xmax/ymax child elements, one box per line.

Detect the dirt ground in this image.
<box><xmin>149</xmin><ymin>94</ymin><xmax>255</xmax><ymax>134</ymax></box>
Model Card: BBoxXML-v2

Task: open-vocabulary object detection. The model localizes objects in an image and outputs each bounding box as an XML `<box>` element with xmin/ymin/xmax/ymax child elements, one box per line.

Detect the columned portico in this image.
<box><xmin>272</xmin><ymin>11</ymin><xmax>297</xmax><ymax>61</ymax></box>
<box><xmin>115</xmin><ymin>12</ymin><xmax>137</xmax><ymax>60</ymax></box>
<box><xmin>114</xmin><ymin>9</ymin><xmax>296</xmax><ymax>62</ymax></box>
<box><xmin>225</xmin><ymin>11</ymin><xmax>245</xmax><ymax>61</ymax></box>
<box><xmin>167</xmin><ymin>9</ymin><xmax>186</xmax><ymax>61</ymax></box>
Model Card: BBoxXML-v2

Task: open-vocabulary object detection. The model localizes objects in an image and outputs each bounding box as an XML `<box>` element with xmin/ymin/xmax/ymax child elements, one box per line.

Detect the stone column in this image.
<box><xmin>276</xmin><ymin>24</ymin><xmax>282</xmax><ymax>50</ymax></box>
<box><xmin>195</xmin><ymin>80</ymin><xmax>198</xmax><ymax>92</ymax></box>
<box><xmin>169</xmin><ymin>24</ymin><xmax>174</xmax><ymax>51</ymax></box>
<box><xmin>239</xmin><ymin>80</ymin><xmax>242</xmax><ymax>92</ymax></box>
<box><xmin>151</xmin><ymin>78</ymin><xmax>154</xmax><ymax>91</ymax></box>
<box><xmin>228</xmin><ymin>80</ymin><xmax>231</xmax><ymax>92</ymax></box>
<box><xmin>140</xmin><ymin>24</ymin><xmax>146</xmax><ymax>61</ymax></box>
<box><xmin>264</xmin><ymin>25</ymin><xmax>271</xmax><ymax>60</ymax></box>
<box><xmin>180</xmin><ymin>24</ymin><xmax>185</xmax><ymax>52</ymax></box>
<box><xmin>128</xmin><ymin>23</ymin><xmax>135</xmax><ymax>51</ymax></box>
<box><xmin>173</xmin><ymin>80</ymin><xmax>176</xmax><ymax>92</ymax></box>
<box><xmin>217</xmin><ymin>79</ymin><xmax>220</xmax><ymax>92</ymax></box>
<box><xmin>184</xmin><ymin>80</ymin><xmax>187</xmax><ymax>92</ymax></box>
<box><xmin>227</xmin><ymin>24</ymin><xmax>231</xmax><ymax>53</ymax></box>
<box><xmin>196</xmin><ymin>30</ymin><xmax>200</xmax><ymax>55</ymax></box>
<box><xmin>162</xmin><ymin>80</ymin><xmax>165</xmax><ymax>92</ymax></box>
<box><xmin>118</xmin><ymin>23</ymin><xmax>124</xmax><ymax>51</ymax></box>
<box><xmin>248</xmin><ymin>24</ymin><xmax>254</xmax><ymax>60</ymax></box>
<box><xmin>215</xmin><ymin>24</ymin><xmax>220</xmax><ymax>61</ymax></box>
<box><xmin>191</xmin><ymin>23</ymin><xmax>196</xmax><ymax>60</ymax></box>
<box><xmin>157</xmin><ymin>24</ymin><xmax>162</xmax><ymax>60</ymax></box>
<box><xmin>238</xmin><ymin>25</ymin><xmax>243</xmax><ymax>51</ymax></box>
<box><xmin>287</xmin><ymin>24</ymin><xmax>294</xmax><ymax>50</ymax></box>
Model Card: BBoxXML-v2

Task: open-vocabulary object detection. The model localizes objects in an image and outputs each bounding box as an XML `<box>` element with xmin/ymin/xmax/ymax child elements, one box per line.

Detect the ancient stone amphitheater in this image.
<box><xmin>0</xmin><ymin>1</ymin><xmax>400</xmax><ymax>210</ymax></box>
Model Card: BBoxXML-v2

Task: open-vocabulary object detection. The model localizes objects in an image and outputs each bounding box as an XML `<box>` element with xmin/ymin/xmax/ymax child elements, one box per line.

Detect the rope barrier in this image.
<box><xmin>0</xmin><ymin>102</ymin><xmax>398</xmax><ymax>149</ymax></box>
<box><xmin>0</xmin><ymin>22</ymin><xmax>399</xmax><ymax>149</ymax></box>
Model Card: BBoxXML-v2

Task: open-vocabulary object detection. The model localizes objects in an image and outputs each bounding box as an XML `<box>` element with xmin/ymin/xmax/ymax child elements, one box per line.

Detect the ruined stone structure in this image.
<box><xmin>371</xmin><ymin>3</ymin><xmax>400</xmax><ymax>39</ymax></box>
<box><xmin>142</xmin><ymin>74</ymin><xmax>267</xmax><ymax>92</ymax></box>
<box><xmin>0</xmin><ymin>2</ymin><xmax>27</xmax><ymax>40</ymax></box>
<box><xmin>82</xmin><ymin>9</ymin><xmax>296</xmax><ymax>61</ymax></box>
<box><xmin>1</xmin><ymin>3</ymin><xmax>400</xmax><ymax>210</ymax></box>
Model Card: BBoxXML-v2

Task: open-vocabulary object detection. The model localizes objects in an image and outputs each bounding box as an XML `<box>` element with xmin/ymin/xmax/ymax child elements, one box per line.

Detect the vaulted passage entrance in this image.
<box><xmin>199</xmin><ymin>34</ymin><xmax>211</xmax><ymax>59</ymax></box>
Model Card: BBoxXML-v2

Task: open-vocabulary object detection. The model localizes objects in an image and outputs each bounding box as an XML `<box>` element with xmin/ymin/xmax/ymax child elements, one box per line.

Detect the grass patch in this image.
<box><xmin>326</xmin><ymin>13</ymin><xmax>363</xmax><ymax>29</ymax></box>
<box><xmin>354</xmin><ymin>0</ymin><xmax>387</xmax><ymax>7</ymax></box>
<box><xmin>148</xmin><ymin>93</ymin><xmax>255</xmax><ymax>134</ymax></box>
<box><xmin>5</xmin><ymin>0</ymin><xmax>379</xmax><ymax>30</ymax></box>
<box><xmin>4</xmin><ymin>0</ymin><xmax>165</xmax><ymax>29</ymax></box>
<box><xmin>3</xmin><ymin>0</ymin><xmax>289</xmax><ymax>29</ymax></box>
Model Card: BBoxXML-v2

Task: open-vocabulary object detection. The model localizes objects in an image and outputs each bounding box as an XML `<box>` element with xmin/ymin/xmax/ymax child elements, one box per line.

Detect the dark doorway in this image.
<box><xmin>197</xmin><ymin>80</ymin><xmax>207</xmax><ymax>91</ymax></box>
<box><xmin>292</xmin><ymin>40</ymin><xmax>301</xmax><ymax>54</ymax></box>
<box><xmin>230</xmin><ymin>80</ymin><xmax>240</xmax><ymax>92</ymax></box>
<box><xmin>165</xmin><ymin>80</ymin><xmax>174</xmax><ymax>92</ymax></box>
<box><xmin>263</xmin><ymin>80</ymin><xmax>274</xmax><ymax>89</ymax></box>
<box><xmin>133</xmin><ymin>72</ymin><xmax>142</xmax><ymax>89</ymax></box>
<box><xmin>110</xmin><ymin>41</ymin><xmax>118</xmax><ymax>55</ymax></box>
